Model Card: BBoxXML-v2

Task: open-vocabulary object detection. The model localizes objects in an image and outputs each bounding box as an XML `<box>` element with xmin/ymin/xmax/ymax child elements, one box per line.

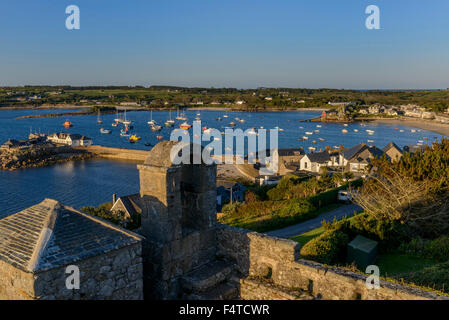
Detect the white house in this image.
<box><xmin>47</xmin><ymin>133</ymin><xmax>92</xmax><ymax>147</ymax></box>
<box><xmin>299</xmin><ymin>152</ymin><xmax>333</xmax><ymax>173</ymax></box>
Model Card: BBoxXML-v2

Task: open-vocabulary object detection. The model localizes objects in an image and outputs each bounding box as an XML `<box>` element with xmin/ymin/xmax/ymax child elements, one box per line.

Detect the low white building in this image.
<box><xmin>299</xmin><ymin>151</ymin><xmax>340</xmax><ymax>173</ymax></box>
<box><xmin>47</xmin><ymin>133</ymin><xmax>92</xmax><ymax>147</ymax></box>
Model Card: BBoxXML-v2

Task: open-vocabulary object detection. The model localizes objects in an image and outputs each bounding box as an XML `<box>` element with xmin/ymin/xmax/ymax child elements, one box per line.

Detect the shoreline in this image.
<box><xmin>372</xmin><ymin>119</ymin><xmax>449</xmax><ymax>137</ymax></box>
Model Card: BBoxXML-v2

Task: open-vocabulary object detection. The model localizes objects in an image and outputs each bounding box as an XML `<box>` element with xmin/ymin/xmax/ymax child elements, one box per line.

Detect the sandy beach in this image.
<box><xmin>373</xmin><ymin>119</ymin><xmax>449</xmax><ymax>137</ymax></box>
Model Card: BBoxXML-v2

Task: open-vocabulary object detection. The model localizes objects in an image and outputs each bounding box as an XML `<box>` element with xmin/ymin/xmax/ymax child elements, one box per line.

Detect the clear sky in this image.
<box><xmin>0</xmin><ymin>0</ymin><xmax>448</xmax><ymax>89</ymax></box>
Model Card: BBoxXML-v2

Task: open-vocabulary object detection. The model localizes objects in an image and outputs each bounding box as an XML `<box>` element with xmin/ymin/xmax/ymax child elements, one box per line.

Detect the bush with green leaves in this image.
<box><xmin>277</xmin><ymin>199</ymin><xmax>316</xmax><ymax>218</ymax></box>
<box><xmin>300</xmin><ymin>229</ymin><xmax>350</xmax><ymax>265</ymax></box>
<box><xmin>399</xmin><ymin>236</ymin><xmax>449</xmax><ymax>262</ymax></box>
<box><xmin>398</xmin><ymin>261</ymin><xmax>449</xmax><ymax>294</ymax></box>
<box><xmin>221</xmin><ymin>202</ymin><xmax>243</xmax><ymax>215</ymax></box>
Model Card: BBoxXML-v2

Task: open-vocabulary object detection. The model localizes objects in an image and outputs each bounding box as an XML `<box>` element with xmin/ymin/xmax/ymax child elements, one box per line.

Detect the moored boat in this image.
<box><xmin>100</xmin><ymin>128</ymin><xmax>111</xmax><ymax>134</ymax></box>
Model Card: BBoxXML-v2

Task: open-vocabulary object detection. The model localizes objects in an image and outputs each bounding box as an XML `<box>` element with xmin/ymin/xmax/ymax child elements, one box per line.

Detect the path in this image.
<box><xmin>266</xmin><ymin>204</ymin><xmax>362</xmax><ymax>239</ymax></box>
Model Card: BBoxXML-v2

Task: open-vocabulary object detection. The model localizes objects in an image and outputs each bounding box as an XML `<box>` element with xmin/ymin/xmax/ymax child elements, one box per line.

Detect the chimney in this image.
<box><xmin>112</xmin><ymin>193</ymin><xmax>116</xmax><ymax>204</ymax></box>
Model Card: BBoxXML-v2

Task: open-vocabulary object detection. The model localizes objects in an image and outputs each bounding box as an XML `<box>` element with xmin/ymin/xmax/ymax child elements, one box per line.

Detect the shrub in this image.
<box><xmin>221</xmin><ymin>202</ymin><xmax>243</xmax><ymax>215</ymax></box>
<box><xmin>300</xmin><ymin>229</ymin><xmax>350</xmax><ymax>265</ymax></box>
<box><xmin>398</xmin><ymin>261</ymin><xmax>449</xmax><ymax>294</ymax></box>
<box><xmin>399</xmin><ymin>236</ymin><xmax>449</xmax><ymax>262</ymax></box>
<box><xmin>350</xmin><ymin>213</ymin><xmax>399</xmax><ymax>242</ymax></box>
<box><xmin>277</xmin><ymin>199</ymin><xmax>316</xmax><ymax>218</ymax></box>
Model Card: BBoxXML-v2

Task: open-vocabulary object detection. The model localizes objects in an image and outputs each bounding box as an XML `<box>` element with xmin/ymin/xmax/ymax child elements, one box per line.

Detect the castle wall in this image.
<box><xmin>34</xmin><ymin>243</ymin><xmax>143</xmax><ymax>300</ymax></box>
<box><xmin>216</xmin><ymin>224</ymin><xmax>448</xmax><ymax>300</ymax></box>
<box><xmin>0</xmin><ymin>260</ymin><xmax>36</xmax><ymax>300</ymax></box>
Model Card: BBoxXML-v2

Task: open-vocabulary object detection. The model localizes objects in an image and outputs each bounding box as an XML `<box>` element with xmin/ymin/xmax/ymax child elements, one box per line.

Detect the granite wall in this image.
<box><xmin>216</xmin><ymin>224</ymin><xmax>449</xmax><ymax>300</ymax></box>
<box><xmin>34</xmin><ymin>243</ymin><xmax>143</xmax><ymax>300</ymax></box>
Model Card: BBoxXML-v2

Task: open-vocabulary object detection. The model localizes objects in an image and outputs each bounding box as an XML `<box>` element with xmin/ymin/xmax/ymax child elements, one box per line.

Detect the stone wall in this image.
<box><xmin>34</xmin><ymin>243</ymin><xmax>143</xmax><ymax>300</ymax></box>
<box><xmin>216</xmin><ymin>224</ymin><xmax>449</xmax><ymax>300</ymax></box>
<box><xmin>0</xmin><ymin>260</ymin><xmax>36</xmax><ymax>300</ymax></box>
<box><xmin>137</xmin><ymin>142</ymin><xmax>218</xmax><ymax>300</ymax></box>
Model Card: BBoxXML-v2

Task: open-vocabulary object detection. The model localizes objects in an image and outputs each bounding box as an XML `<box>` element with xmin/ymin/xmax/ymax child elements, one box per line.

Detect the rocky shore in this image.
<box><xmin>0</xmin><ymin>145</ymin><xmax>94</xmax><ymax>170</ymax></box>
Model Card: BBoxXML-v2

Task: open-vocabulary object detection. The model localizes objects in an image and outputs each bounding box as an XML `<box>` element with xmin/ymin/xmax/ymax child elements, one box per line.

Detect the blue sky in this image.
<box><xmin>0</xmin><ymin>0</ymin><xmax>448</xmax><ymax>89</ymax></box>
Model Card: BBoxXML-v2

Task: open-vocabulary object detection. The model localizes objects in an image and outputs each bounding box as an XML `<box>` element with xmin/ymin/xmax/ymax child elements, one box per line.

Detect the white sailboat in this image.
<box><xmin>97</xmin><ymin>109</ymin><xmax>103</xmax><ymax>124</ymax></box>
<box><xmin>147</xmin><ymin>110</ymin><xmax>156</xmax><ymax>125</ymax></box>
<box><xmin>123</xmin><ymin>109</ymin><xmax>132</xmax><ymax>126</ymax></box>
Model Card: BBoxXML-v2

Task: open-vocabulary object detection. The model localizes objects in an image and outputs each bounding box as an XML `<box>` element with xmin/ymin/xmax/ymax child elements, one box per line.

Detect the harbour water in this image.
<box><xmin>0</xmin><ymin>108</ymin><xmax>445</xmax><ymax>215</ymax></box>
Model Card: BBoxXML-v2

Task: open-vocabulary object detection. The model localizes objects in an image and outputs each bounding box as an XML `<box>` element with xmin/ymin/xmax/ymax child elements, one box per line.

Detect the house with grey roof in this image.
<box><xmin>340</xmin><ymin>143</ymin><xmax>386</xmax><ymax>173</ymax></box>
<box><xmin>299</xmin><ymin>151</ymin><xmax>340</xmax><ymax>173</ymax></box>
<box><xmin>47</xmin><ymin>133</ymin><xmax>92</xmax><ymax>147</ymax></box>
<box><xmin>0</xmin><ymin>199</ymin><xmax>143</xmax><ymax>300</ymax></box>
<box><xmin>1</xmin><ymin>139</ymin><xmax>29</xmax><ymax>150</ymax></box>
<box><xmin>111</xmin><ymin>194</ymin><xmax>143</xmax><ymax>223</ymax></box>
<box><xmin>383</xmin><ymin>142</ymin><xmax>403</xmax><ymax>162</ymax></box>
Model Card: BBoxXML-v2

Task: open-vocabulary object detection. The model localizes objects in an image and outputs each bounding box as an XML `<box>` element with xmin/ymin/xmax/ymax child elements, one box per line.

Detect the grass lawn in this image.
<box><xmin>220</xmin><ymin>202</ymin><xmax>344</xmax><ymax>233</ymax></box>
<box><xmin>376</xmin><ymin>253</ymin><xmax>439</xmax><ymax>277</ymax></box>
<box><xmin>290</xmin><ymin>226</ymin><xmax>325</xmax><ymax>246</ymax></box>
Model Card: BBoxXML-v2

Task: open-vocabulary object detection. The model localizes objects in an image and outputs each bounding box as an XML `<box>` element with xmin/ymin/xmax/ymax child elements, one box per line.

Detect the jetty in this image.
<box><xmin>80</xmin><ymin>145</ymin><xmax>149</xmax><ymax>162</ymax></box>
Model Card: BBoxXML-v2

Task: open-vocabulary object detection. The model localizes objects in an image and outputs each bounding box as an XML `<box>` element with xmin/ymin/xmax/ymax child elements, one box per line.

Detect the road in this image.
<box><xmin>266</xmin><ymin>204</ymin><xmax>362</xmax><ymax>239</ymax></box>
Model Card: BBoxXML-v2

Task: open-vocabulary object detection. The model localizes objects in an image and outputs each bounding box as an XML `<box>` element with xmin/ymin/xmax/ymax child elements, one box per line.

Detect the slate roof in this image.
<box><xmin>0</xmin><ymin>199</ymin><xmax>142</xmax><ymax>273</ymax></box>
<box><xmin>306</xmin><ymin>151</ymin><xmax>330</xmax><ymax>163</ymax></box>
<box><xmin>343</xmin><ymin>143</ymin><xmax>367</xmax><ymax>160</ymax></box>
<box><xmin>112</xmin><ymin>194</ymin><xmax>143</xmax><ymax>218</ymax></box>
<box><xmin>382</xmin><ymin>142</ymin><xmax>402</xmax><ymax>153</ymax></box>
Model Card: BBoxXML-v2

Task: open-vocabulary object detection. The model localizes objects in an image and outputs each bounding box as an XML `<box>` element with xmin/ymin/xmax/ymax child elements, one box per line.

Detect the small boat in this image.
<box><xmin>100</xmin><ymin>128</ymin><xmax>111</xmax><ymax>134</ymax></box>
<box><xmin>411</xmin><ymin>129</ymin><xmax>416</xmax><ymax>133</ymax></box>
<box><xmin>314</xmin><ymin>130</ymin><xmax>320</xmax><ymax>133</ymax></box>
<box><xmin>247</xmin><ymin>129</ymin><xmax>257</xmax><ymax>135</ymax></box>
<box><xmin>120</xmin><ymin>132</ymin><xmax>130</xmax><ymax>137</ymax></box>
<box><xmin>229</xmin><ymin>122</ymin><xmax>236</xmax><ymax>126</ymax></box>
<box><xmin>97</xmin><ymin>110</ymin><xmax>103</xmax><ymax>124</ymax></box>
<box><xmin>203</xmin><ymin>128</ymin><xmax>213</xmax><ymax>134</ymax></box>
<box><xmin>400</xmin><ymin>130</ymin><xmax>404</xmax><ymax>132</ymax></box>
<box><xmin>423</xmin><ymin>137</ymin><xmax>429</xmax><ymax>140</ymax></box>
<box><xmin>216</xmin><ymin>117</ymin><xmax>222</xmax><ymax>121</ymax></box>
<box><xmin>156</xmin><ymin>135</ymin><xmax>163</xmax><ymax>140</ymax></box>
<box><xmin>112</xmin><ymin>122</ymin><xmax>118</xmax><ymax>127</ymax></box>
<box><xmin>366</xmin><ymin>129</ymin><xmax>375</xmax><ymax>134</ymax></box>
<box><xmin>180</xmin><ymin>122</ymin><xmax>192</xmax><ymax>130</ymax></box>
<box><xmin>165</xmin><ymin>111</ymin><xmax>175</xmax><ymax>127</ymax></box>
<box><xmin>63</xmin><ymin>120</ymin><xmax>73</xmax><ymax>128</ymax></box>
<box><xmin>239</xmin><ymin>119</ymin><xmax>245</xmax><ymax>123</ymax></box>
<box><xmin>354</xmin><ymin>129</ymin><xmax>358</xmax><ymax>132</ymax></box>
<box><xmin>148</xmin><ymin>111</ymin><xmax>156</xmax><ymax>125</ymax></box>
<box><xmin>194</xmin><ymin>117</ymin><xmax>201</xmax><ymax>122</ymax></box>
<box><xmin>316</xmin><ymin>125</ymin><xmax>322</xmax><ymax>128</ymax></box>
<box><xmin>214</xmin><ymin>137</ymin><xmax>221</xmax><ymax>141</ymax></box>
<box><xmin>342</xmin><ymin>129</ymin><xmax>348</xmax><ymax>133</ymax></box>
<box><xmin>367</xmin><ymin>140</ymin><xmax>374</xmax><ymax>143</ymax></box>
<box><xmin>223</xmin><ymin>114</ymin><xmax>229</xmax><ymax>118</ymax></box>
<box><xmin>302</xmin><ymin>136</ymin><xmax>309</xmax><ymax>140</ymax></box>
<box><xmin>343</xmin><ymin>124</ymin><xmax>348</xmax><ymax>127</ymax></box>
<box><xmin>151</xmin><ymin>125</ymin><xmax>162</xmax><ymax>132</ymax></box>
<box><xmin>129</xmin><ymin>135</ymin><xmax>141</xmax><ymax>142</ymax></box>
<box><xmin>235</xmin><ymin>117</ymin><xmax>240</xmax><ymax>121</ymax></box>
<box><xmin>122</xmin><ymin>109</ymin><xmax>132</xmax><ymax>126</ymax></box>
<box><xmin>312</xmin><ymin>140</ymin><xmax>317</xmax><ymax>144</ymax></box>
<box><xmin>319</xmin><ymin>138</ymin><xmax>325</xmax><ymax>142</ymax></box>
<box><xmin>305</xmin><ymin>132</ymin><xmax>313</xmax><ymax>135</ymax></box>
<box><xmin>308</xmin><ymin>147</ymin><xmax>316</xmax><ymax>151</ymax></box>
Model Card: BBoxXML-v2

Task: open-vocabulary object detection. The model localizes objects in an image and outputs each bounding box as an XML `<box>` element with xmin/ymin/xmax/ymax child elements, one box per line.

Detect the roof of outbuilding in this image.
<box><xmin>305</xmin><ymin>151</ymin><xmax>330</xmax><ymax>163</ymax></box>
<box><xmin>0</xmin><ymin>199</ymin><xmax>142</xmax><ymax>273</ymax></box>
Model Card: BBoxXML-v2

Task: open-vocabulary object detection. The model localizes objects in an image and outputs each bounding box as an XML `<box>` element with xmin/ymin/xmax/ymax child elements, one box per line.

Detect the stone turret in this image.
<box><xmin>138</xmin><ymin>141</ymin><xmax>218</xmax><ymax>299</ymax></box>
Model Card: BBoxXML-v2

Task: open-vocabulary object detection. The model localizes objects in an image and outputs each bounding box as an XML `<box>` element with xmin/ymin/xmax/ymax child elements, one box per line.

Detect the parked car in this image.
<box><xmin>338</xmin><ymin>190</ymin><xmax>357</xmax><ymax>203</ymax></box>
